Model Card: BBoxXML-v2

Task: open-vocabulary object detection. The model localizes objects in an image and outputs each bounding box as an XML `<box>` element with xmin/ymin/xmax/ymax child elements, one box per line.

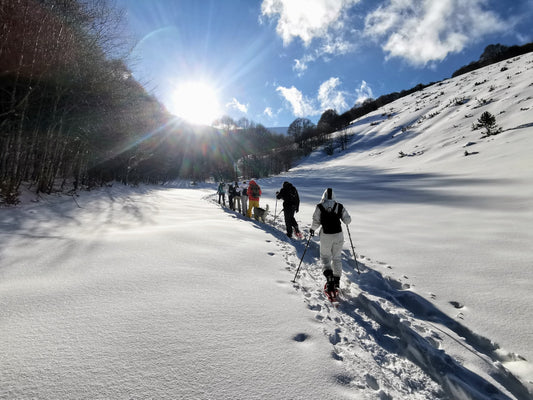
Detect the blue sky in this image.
<box><xmin>116</xmin><ymin>0</ymin><xmax>532</xmax><ymax>127</ymax></box>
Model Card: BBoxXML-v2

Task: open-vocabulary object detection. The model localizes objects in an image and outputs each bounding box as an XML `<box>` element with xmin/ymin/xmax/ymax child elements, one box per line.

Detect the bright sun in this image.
<box><xmin>168</xmin><ymin>81</ymin><xmax>221</xmax><ymax>125</ymax></box>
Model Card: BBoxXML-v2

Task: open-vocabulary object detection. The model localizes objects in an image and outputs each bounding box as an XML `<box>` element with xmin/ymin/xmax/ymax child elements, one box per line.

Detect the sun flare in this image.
<box><xmin>168</xmin><ymin>81</ymin><xmax>221</xmax><ymax>126</ymax></box>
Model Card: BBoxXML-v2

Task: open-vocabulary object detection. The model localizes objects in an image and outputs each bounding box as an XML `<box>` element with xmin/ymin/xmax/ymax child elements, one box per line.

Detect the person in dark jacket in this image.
<box><xmin>276</xmin><ymin>181</ymin><xmax>302</xmax><ymax>239</ymax></box>
<box><xmin>232</xmin><ymin>181</ymin><xmax>242</xmax><ymax>213</ymax></box>
<box><xmin>240</xmin><ymin>181</ymin><xmax>248</xmax><ymax>216</ymax></box>
<box><xmin>217</xmin><ymin>182</ymin><xmax>226</xmax><ymax>206</ymax></box>
<box><xmin>228</xmin><ymin>183</ymin><xmax>235</xmax><ymax>210</ymax></box>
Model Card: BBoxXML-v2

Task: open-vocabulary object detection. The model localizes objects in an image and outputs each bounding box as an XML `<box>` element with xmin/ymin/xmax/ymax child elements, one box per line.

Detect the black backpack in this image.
<box><xmin>287</xmin><ymin>185</ymin><xmax>299</xmax><ymax>203</ymax></box>
<box><xmin>317</xmin><ymin>202</ymin><xmax>343</xmax><ymax>234</ymax></box>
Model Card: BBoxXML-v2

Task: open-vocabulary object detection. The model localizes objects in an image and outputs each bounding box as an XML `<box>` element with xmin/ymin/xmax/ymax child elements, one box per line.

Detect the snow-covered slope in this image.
<box><xmin>1</xmin><ymin>53</ymin><xmax>532</xmax><ymax>399</ymax></box>
<box><xmin>257</xmin><ymin>52</ymin><xmax>533</xmax><ymax>397</ymax></box>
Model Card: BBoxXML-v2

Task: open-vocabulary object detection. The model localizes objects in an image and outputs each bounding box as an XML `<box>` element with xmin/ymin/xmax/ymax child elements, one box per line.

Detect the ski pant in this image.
<box><xmin>218</xmin><ymin>193</ymin><xmax>225</xmax><ymax>205</ymax></box>
<box><xmin>241</xmin><ymin>196</ymin><xmax>248</xmax><ymax>216</ymax></box>
<box><xmin>233</xmin><ymin>196</ymin><xmax>242</xmax><ymax>213</ymax></box>
<box><xmin>319</xmin><ymin>231</ymin><xmax>344</xmax><ymax>278</ymax></box>
<box><xmin>283</xmin><ymin>206</ymin><xmax>299</xmax><ymax>236</ymax></box>
<box><xmin>247</xmin><ymin>199</ymin><xmax>259</xmax><ymax>218</ymax></box>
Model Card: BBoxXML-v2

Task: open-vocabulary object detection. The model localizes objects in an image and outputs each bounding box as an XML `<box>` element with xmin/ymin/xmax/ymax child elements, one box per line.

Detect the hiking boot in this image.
<box><xmin>333</xmin><ymin>276</ymin><xmax>340</xmax><ymax>289</ymax></box>
<box><xmin>324</xmin><ymin>269</ymin><xmax>336</xmax><ymax>292</ymax></box>
<box><xmin>326</xmin><ymin>280</ymin><xmax>336</xmax><ymax>292</ymax></box>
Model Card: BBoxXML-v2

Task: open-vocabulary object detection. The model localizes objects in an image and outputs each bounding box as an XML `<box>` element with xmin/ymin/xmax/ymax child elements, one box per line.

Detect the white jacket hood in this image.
<box><xmin>321</xmin><ymin>188</ymin><xmax>336</xmax><ymax>202</ymax></box>
<box><xmin>320</xmin><ymin>188</ymin><xmax>337</xmax><ymax>210</ymax></box>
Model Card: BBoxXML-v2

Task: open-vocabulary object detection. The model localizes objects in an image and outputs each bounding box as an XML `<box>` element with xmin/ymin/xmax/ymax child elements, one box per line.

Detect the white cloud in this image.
<box><xmin>261</xmin><ymin>0</ymin><xmax>359</xmax><ymax>46</ymax></box>
<box><xmin>319</xmin><ymin>35</ymin><xmax>357</xmax><ymax>57</ymax></box>
<box><xmin>364</xmin><ymin>0</ymin><xmax>508</xmax><ymax>66</ymax></box>
<box><xmin>276</xmin><ymin>86</ymin><xmax>318</xmax><ymax>117</ymax></box>
<box><xmin>261</xmin><ymin>0</ymin><xmax>358</xmax><ymax>46</ymax></box>
<box><xmin>317</xmin><ymin>77</ymin><xmax>348</xmax><ymax>111</ymax></box>
<box><xmin>264</xmin><ymin>107</ymin><xmax>274</xmax><ymax>117</ymax></box>
<box><xmin>293</xmin><ymin>58</ymin><xmax>309</xmax><ymax>75</ymax></box>
<box><xmin>277</xmin><ymin>77</ymin><xmax>364</xmax><ymax>118</ymax></box>
<box><xmin>261</xmin><ymin>0</ymin><xmax>362</xmax><ymax>74</ymax></box>
<box><xmin>354</xmin><ymin>80</ymin><xmax>373</xmax><ymax>105</ymax></box>
<box><xmin>226</xmin><ymin>98</ymin><xmax>248</xmax><ymax>113</ymax></box>
<box><xmin>292</xmin><ymin>37</ymin><xmax>357</xmax><ymax>75</ymax></box>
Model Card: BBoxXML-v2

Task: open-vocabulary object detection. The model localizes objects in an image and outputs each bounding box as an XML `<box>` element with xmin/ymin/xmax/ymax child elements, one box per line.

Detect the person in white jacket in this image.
<box><xmin>310</xmin><ymin>188</ymin><xmax>351</xmax><ymax>294</ymax></box>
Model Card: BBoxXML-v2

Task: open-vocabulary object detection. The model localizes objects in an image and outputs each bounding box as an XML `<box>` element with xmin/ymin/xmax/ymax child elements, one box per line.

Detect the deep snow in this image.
<box><xmin>1</xmin><ymin>188</ymin><xmax>353</xmax><ymax>399</ymax></box>
<box><xmin>1</xmin><ymin>53</ymin><xmax>532</xmax><ymax>399</ymax></box>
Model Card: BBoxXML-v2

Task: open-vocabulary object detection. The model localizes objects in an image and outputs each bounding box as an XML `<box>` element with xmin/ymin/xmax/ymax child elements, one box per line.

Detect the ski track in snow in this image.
<box><xmin>207</xmin><ymin>193</ymin><xmax>531</xmax><ymax>400</ymax></box>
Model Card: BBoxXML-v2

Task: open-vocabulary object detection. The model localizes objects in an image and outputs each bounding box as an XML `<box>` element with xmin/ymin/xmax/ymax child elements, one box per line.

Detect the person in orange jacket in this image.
<box><xmin>247</xmin><ymin>180</ymin><xmax>261</xmax><ymax>218</ymax></box>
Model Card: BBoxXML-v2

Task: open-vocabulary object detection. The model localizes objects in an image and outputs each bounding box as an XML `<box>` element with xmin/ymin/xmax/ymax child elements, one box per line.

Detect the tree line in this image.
<box><xmin>123</xmin><ymin>117</ymin><xmax>296</xmax><ymax>185</ymax></box>
<box><xmin>451</xmin><ymin>42</ymin><xmax>533</xmax><ymax>78</ymax></box>
<box><xmin>0</xmin><ymin>0</ymin><xmax>299</xmax><ymax>205</ymax></box>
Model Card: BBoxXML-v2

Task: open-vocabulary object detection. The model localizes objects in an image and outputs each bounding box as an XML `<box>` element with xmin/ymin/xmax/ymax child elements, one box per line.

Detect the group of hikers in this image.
<box><xmin>217</xmin><ymin>180</ymin><xmax>261</xmax><ymax>218</ymax></box>
<box><xmin>216</xmin><ymin>179</ymin><xmax>352</xmax><ymax>299</ymax></box>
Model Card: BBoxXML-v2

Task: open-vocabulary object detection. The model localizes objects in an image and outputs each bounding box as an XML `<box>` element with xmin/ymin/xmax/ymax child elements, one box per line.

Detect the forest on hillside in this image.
<box><xmin>0</xmin><ymin>0</ymin><xmax>294</xmax><ymax>205</ymax></box>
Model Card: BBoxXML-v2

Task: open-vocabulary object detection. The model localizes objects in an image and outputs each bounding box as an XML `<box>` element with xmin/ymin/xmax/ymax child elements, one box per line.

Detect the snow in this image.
<box><xmin>1</xmin><ymin>53</ymin><xmax>533</xmax><ymax>399</ymax></box>
<box><xmin>1</xmin><ymin>188</ymin><xmax>351</xmax><ymax>399</ymax></box>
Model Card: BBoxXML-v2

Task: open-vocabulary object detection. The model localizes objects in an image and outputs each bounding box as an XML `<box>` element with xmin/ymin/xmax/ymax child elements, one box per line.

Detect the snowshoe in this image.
<box><xmin>324</xmin><ymin>283</ymin><xmax>339</xmax><ymax>304</ymax></box>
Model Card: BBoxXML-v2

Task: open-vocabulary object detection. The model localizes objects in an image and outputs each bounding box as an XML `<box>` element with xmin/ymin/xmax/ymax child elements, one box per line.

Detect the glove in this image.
<box><xmin>309</xmin><ymin>229</ymin><xmax>315</xmax><ymax>237</ymax></box>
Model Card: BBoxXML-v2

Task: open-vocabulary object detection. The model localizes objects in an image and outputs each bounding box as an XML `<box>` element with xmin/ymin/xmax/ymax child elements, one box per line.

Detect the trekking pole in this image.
<box><xmin>273</xmin><ymin>198</ymin><xmax>278</xmax><ymax>223</ymax></box>
<box><xmin>291</xmin><ymin>234</ymin><xmax>312</xmax><ymax>283</ymax></box>
<box><xmin>273</xmin><ymin>208</ymin><xmax>284</xmax><ymax>224</ymax></box>
<box><xmin>346</xmin><ymin>225</ymin><xmax>361</xmax><ymax>275</ymax></box>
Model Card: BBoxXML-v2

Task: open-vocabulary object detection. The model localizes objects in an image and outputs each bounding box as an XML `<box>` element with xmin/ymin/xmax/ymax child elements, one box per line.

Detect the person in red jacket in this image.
<box><xmin>247</xmin><ymin>180</ymin><xmax>261</xmax><ymax>218</ymax></box>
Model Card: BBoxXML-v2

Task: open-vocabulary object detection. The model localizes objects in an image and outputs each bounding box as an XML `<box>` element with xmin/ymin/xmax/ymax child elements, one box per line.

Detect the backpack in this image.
<box><xmin>286</xmin><ymin>185</ymin><xmax>299</xmax><ymax>206</ymax></box>
<box><xmin>317</xmin><ymin>202</ymin><xmax>343</xmax><ymax>234</ymax></box>
<box><xmin>250</xmin><ymin>183</ymin><xmax>260</xmax><ymax>198</ymax></box>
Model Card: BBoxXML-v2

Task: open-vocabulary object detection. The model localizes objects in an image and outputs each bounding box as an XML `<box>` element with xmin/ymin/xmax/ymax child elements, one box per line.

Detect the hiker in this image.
<box><xmin>276</xmin><ymin>181</ymin><xmax>302</xmax><ymax>239</ymax></box>
<box><xmin>241</xmin><ymin>181</ymin><xmax>248</xmax><ymax>216</ymax></box>
<box><xmin>247</xmin><ymin>180</ymin><xmax>261</xmax><ymax>218</ymax></box>
<box><xmin>217</xmin><ymin>182</ymin><xmax>226</xmax><ymax>206</ymax></box>
<box><xmin>232</xmin><ymin>182</ymin><xmax>242</xmax><ymax>213</ymax></box>
<box><xmin>310</xmin><ymin>188</ymin><xmax>351</xmax><ymax>294</ymax></box>
<box><xmin>228</xmin><ymin>183</ymin><xmax>235</xmax><ymax>210</ymax></box>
